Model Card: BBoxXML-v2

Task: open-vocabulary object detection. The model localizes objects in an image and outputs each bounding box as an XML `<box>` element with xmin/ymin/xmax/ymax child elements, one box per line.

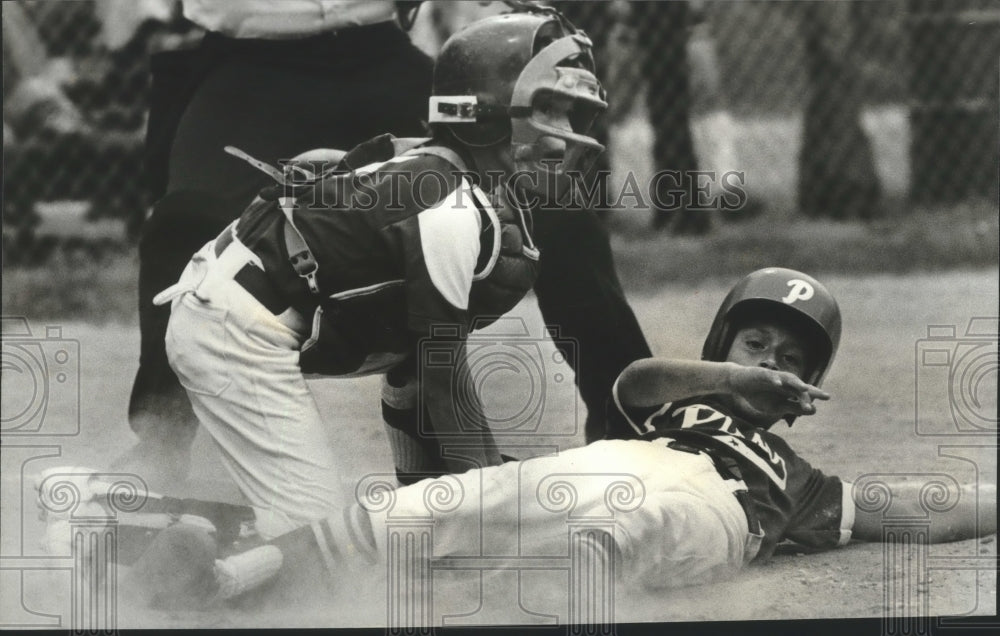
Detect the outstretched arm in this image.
<box><xmin>616</xmin><ymin>358</ymin><xmax>829</xmax><ymax>417</ymax></box>
<box><xmin>852</xmin><ymin>481</ymin><xmax>997</xmax><ymax>543</ymax></box>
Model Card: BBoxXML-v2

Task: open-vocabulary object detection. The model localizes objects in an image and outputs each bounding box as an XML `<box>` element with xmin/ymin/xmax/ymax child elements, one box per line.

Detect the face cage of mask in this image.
<box><xmin>508</xmin><ymin>38</ymin><xmax>608</xmax><ymax>204</ymax></box>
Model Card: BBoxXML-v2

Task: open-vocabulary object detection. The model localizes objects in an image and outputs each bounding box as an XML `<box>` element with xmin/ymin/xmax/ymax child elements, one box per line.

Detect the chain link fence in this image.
<box><xmin>3</xmin><ymin>0</ymin><xmax>200</xmax><ymax>263</ymax></box>
<box><xmin>3</xmin><ymin>0</ymin><xmax>998</xmax><ymax>263</ymax></box>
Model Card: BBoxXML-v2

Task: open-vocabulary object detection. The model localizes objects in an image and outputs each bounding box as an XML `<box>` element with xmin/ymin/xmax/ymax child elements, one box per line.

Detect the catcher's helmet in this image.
<box><xmin>429</xmin><ymin>11</ymin><xmax>607</xmax><ymax>197</ymax></box>
<box><xmin>702</xmin><ymin>268</ymin><xmax>842</xmax><ymax>389</ymax></box>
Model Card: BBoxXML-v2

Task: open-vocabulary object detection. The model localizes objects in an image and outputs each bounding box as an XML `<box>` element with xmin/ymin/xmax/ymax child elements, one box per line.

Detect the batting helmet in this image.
<box><xmin>702</xmin><ymin>268</ymin><xmax>842</xmax><ymax>389</ymax></box>
<box><xmin>429</xmin><ymin>10</ymin><xmax>607</xmax><ymax>197</ymax></box>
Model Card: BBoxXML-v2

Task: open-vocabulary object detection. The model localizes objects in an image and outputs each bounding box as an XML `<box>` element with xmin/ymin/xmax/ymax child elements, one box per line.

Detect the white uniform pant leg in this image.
<box><xmin>362</xmin><ymin>451</ymin><xmax>603</xmax><ymax>563</ymax></box>
<box><xmin>579</xmin><ymin>440</ymin><xmax>752</xmax><ymax>589</ymax></box>
<box><xmin>362</xmin><ymin>440</ymin><xmax>751</xmax><ymax>588</ymax></box>
<box><xmin>163</xmin><ymin>239</ymin><xmax>344</xmax><ymax>538</ymax></box>
<box><xmin>617</xmin><ymin>471</ymin><xmax>750</xmax><ymax>589</ymax></box>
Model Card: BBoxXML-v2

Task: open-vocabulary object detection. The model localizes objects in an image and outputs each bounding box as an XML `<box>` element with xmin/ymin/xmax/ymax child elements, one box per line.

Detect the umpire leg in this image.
<box><xmin>123</xmin><ymin>191</ymin><xmax>240</xmax><ymax>483</ymax></box>
<box><xmin>532</xmin><ymin>207</ymin><xmax>651</xmax><ymax>443</ymax></box>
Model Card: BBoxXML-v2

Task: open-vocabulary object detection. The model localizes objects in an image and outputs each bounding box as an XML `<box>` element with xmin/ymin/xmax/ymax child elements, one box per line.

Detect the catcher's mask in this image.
<box><xmin>702</xmin><ymin>268</ymin><xmax>842</xmax><ymax>424</ymax></box>
<box><xmin>429</xmin><ymin>11</ymin><xmax>607</xmax><ymax>201</ymax></box>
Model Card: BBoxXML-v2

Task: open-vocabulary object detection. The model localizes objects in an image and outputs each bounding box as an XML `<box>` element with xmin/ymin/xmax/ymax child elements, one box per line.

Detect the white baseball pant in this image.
<box><xmin>359</xmin><ymin>439</ymin><xmax>759</xmax><ymax>589</ymax></box>
<box><xmin>156</xmin><ymin>233</ymin><xmax>343</xmax><ymax>539</ymax></box>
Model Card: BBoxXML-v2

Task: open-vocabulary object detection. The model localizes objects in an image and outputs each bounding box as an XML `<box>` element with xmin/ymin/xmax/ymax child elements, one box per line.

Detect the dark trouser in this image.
<box><xmin>130</xmin><ymin>24</ymin><xmax>435</xmax><ymax>442</ymax></box>
<box><xmin>532</xmin><ymin>207</ymin><xmax>652</xmax><ymax>442</ymax></box>
<box><xmin>632</xmin><ymin>1</ymin><xmax>704</xmax><ymax>232</ymax></box>
<box><xmin>130</xmin><ymin>191</ymin><xmax>235</xmax><ymax>445</ymax></box>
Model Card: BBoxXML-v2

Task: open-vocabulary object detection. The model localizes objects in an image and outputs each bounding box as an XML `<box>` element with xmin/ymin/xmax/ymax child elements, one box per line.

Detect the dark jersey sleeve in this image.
<box><xmin>605</xmin><ymin>377</ymin><xmax>672</xmax><ymax>439</ymax></box>
<box><xmin>776</xmin><ymin>439</ymin><xmax>854</xmax><ymax>549</ymax></box>
<box><xmin>290</xmin><ymin>149</ymin><xmax>482</xmax><ymax>337</ymax></box>
<box><xmin>751</xmin><ymin>431</ymin><xmax>854</xmax><ymax>549</ymax></box>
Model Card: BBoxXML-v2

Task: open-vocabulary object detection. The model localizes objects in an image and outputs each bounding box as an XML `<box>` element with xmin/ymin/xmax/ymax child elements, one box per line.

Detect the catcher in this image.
<box><xmin>143</xmin><ymin>10</ymin><xmax>609</xmax><ymax>538</ymax></box>
<box><xmin>37</xmin><ymin>268</ymin><xmax>996</xmax><ymax>607</ymax></box>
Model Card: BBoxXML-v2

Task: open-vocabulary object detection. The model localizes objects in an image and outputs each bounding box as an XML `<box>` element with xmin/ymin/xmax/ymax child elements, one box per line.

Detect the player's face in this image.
<box><xmin>501</xmin><ymin>94</ymin><xmax>575</xmax><ymax>199</ymax></box>
<box><xmin>726</xmin><ymin>322</ymin><xmax>810</xmax><ymax>380</ymax></box>
<box><xmin>724</xmin><ymin>322</ymin><xmax>815</xmax><ymax>426</ymax></box>
<box><xmin>530</xmin><ymin>93</ymin><xmax>573</xmax><ymax>162</ymax></box>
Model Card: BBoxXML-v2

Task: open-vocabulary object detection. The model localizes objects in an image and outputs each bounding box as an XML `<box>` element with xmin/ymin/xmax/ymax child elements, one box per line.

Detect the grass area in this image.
<box><xmin>2</xmin><ymin>246</ymin><xmax>139</xmax><ymax>323</ymax></box>
<box><xmin>602</xmin><ymin>103</ymin><xmax>997</xmax><ymax>287</ymax></box>
<box><xmin>610</xmin><ymin>198</ymin><xmax>999</xmax><ymax>290</ymax></box>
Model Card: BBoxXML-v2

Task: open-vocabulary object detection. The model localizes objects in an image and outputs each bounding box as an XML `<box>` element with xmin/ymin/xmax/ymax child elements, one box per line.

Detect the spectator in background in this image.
<box><xmin>628</xmin><ymin>0</ymin><xmax>707</xmax><ymax>234</ymax></box>
<box><xmin>578</xmin><ymin>1</ymin><xmax>705</xmax><ymax>234</ymax></box>
<box><xmin>548</xmin><ymin>1</ymin><xmax>708</xmax><ymax>233</ymax></box>
<box><xmin>685</xmin><ymin>0</ymin><xmax>764</xmax><ymax>224</ymax></box>
<box><xmin>2</xmin><ymin>0</ymin><xmax>185</xmax><ymax>251</ymax></box>
<box><xmin>798</xmin><ymin>1</ymin><xmax>882</xmax><ymax>220</ymax></box>
<box><xmin>3</xmin><ymin>2</ymin><xmax>95</xmax><ymax>237</ymax></box>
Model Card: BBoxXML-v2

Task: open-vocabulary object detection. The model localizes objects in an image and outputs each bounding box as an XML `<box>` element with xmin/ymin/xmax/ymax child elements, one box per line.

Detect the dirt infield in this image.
<box><xmin>1</xmin><ymin>268</ymin><xmax>996</xmax><ymax>629</ymax></box>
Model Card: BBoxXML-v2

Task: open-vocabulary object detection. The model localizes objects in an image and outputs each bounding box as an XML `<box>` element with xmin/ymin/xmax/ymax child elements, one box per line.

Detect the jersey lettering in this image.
<box><xmin>679</xmin><ymin>404</ymin><xmax>733</xmax><ymax>431</ymax></box>
<box><xmin>677</xmin><ymin>404</ymin><xmax>788</xmax><ymax>489</ymax></box>
<box><xmin>748</xmin><ymin>431</ymin><xmax>787</xmax><ymax>484</ymax></box>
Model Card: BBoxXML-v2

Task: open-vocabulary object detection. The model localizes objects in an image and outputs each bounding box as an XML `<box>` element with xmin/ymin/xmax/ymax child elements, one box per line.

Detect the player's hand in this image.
<box><xmin>726</xmin><ymin>365</ymin><xmax>829</xmax><ymax>418</ymax></box>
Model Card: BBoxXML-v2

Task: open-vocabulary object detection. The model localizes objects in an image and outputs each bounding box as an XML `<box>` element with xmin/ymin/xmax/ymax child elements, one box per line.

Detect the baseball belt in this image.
<box><xmin>214</xmin><ymin>225</ymin><xmax>292</xmax><ymax>315</ymax></box>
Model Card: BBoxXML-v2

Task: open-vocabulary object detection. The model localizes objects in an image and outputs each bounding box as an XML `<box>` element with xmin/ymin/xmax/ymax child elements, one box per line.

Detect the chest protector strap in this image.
<box><xmin>226</xmin><ymin>138</ymin><xmax>537</xmax><ymax>299</ymax></box>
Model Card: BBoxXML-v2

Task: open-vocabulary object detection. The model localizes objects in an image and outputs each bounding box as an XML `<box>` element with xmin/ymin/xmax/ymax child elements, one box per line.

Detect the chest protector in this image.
<box><xmin>467</xmin><ymin>178</ymin><xmax>540</xmax><ymax>328</ymax></box>
<box><xmin>229</xmin><ymin>135</ymin><xmax>539</xmax><ymax>376</ymax></box>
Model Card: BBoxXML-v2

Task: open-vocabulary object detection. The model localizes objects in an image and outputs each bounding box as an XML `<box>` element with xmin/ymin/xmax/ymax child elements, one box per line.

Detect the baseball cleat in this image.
<box><xmin>214</xmin><ymin>544</ymin><xmax>284</xmax><ymax>600</ymax></box>
<box><xmin>33</xmin><ymin>466</ymin><xmax>123</xmax><ymax>521</ymax></box>
<box><xmin>34</xmin><ymin>466</ymin><xmax>125</xmax><ymax>557</ymax></box>
<box><xmin>33</xmin><ymin>466</ymin><xmax>218</xmax><ymax>563</ymax></box>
